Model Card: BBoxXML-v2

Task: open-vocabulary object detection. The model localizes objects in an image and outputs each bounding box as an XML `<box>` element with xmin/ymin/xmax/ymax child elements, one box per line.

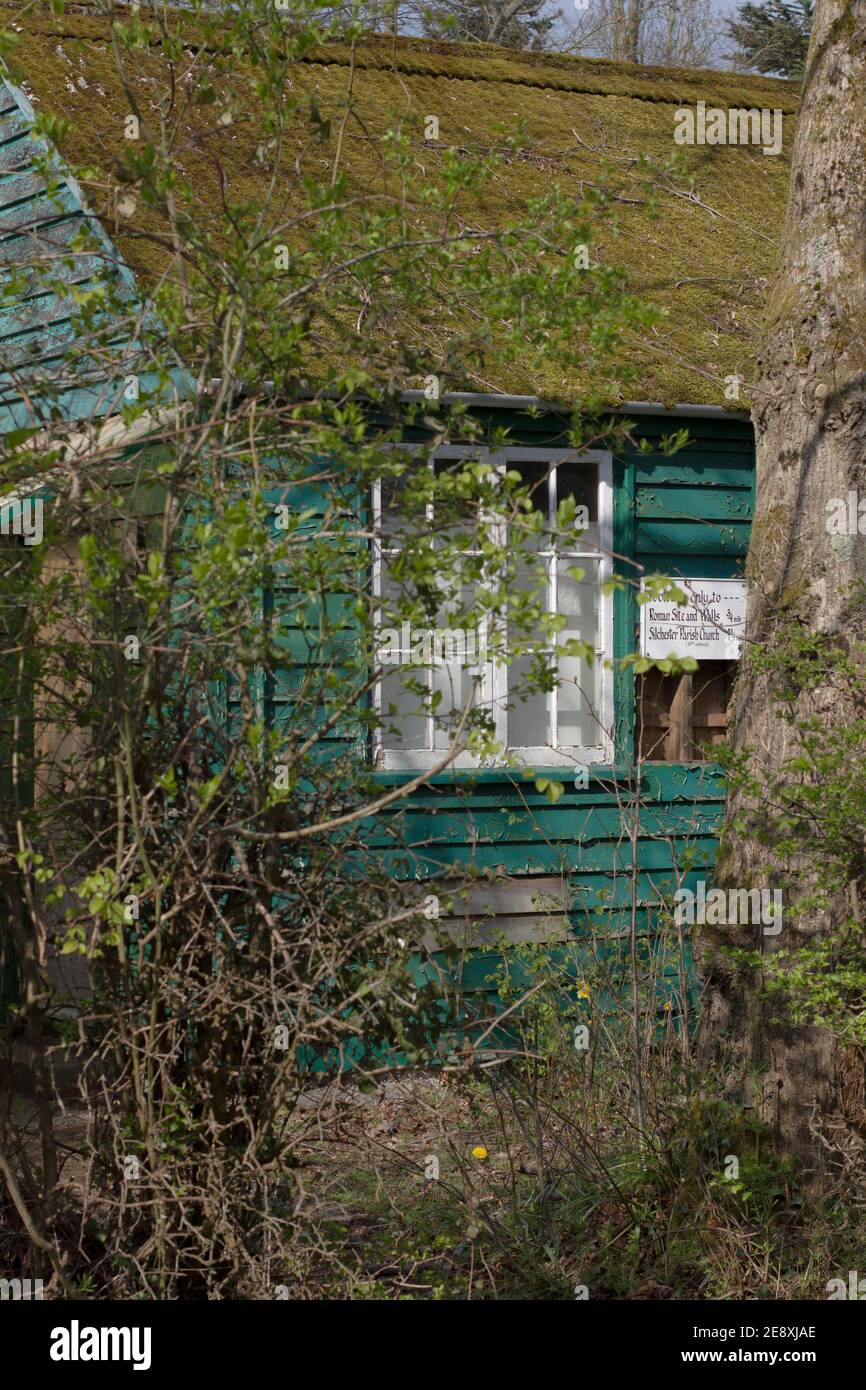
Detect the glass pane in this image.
<box><xmin>555</xmin><ymin>461</ymin><xmax>599</xmax><ymax>549</ymax></box>
<box><xmin>379</xmin><ymin>667</ymin><xmax>428</xmax><ymax>749</ymax></box>
<box><xmin>377</xmin><ymin>568</ymin><xmax>429</xmax><ymax>750</ymax></box>
<box><xmin>558</xmin><ymin>561</ymin><xmax>598</xmax><ymax>631</ymax></box>
<box><xmin>506</xmin><ymin>557</ymin><xmax>550</xmax><ymax>748</ymax></box>
<box><xmin>432</xmin><ymin>583</ymin><xmax>486</xmax><ymax>748</ymax></box>
<box><xmin>507</xmin><ymin>662</ymin><xmax>548</xmax><ymax>747</ymax></box>
<box><xmin>557</xmin><ymin>655</ymin><xmax>600</xmax><ymax>746</ymax></box>
<box><xmin>376</xmin><ymin>567</ymin><xmax>402</xmax><ymax>630</ymax></box>
<box><xmin>432</xmin><ymin>456</ymin><xmax>486</xmax><ymax>548</ymax></box>
<box><xmin>378</xmin><ymin>463</ymin><xmax>425</xmax><ymax>542</ymax></box>
<box><xmin>556</xmin><ymin>560</ymin><xmax>600</xmax><ymax>746</ymax></box>
<box><xmin>505</xmin><ymin>459</ymin><xmax>551</xmax><ymax>552</ymax></box>
<box><xmin>432</xmin><ymin>661</ymin><xmax>482</xmax><ymax>748</ymax></box>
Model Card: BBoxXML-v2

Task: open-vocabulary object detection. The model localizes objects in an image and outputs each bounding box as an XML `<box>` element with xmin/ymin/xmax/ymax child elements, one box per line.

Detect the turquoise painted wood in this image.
<box><xmin>360</xmin><ymin>412</ymin><xmax>754</xmax><ymax>1018</ymax></box>
<box><xmin>247</xmin><ymin>409</ymin><xmax>755</xmax><ymax>1034</ymax></box>
<box><xmin>0</xmin><ymin>411</ymin><xmax>754</xmax><ymax>1023</ymax></box>
<box><xmin>0</xmin><ymin>80</ymin><xmax>186</xmax><ymax>432</ymax></box>
<box><xmin>0</xmin><ymin>81</ymin><xmax>133</xmax><ymax>430</ymax></box>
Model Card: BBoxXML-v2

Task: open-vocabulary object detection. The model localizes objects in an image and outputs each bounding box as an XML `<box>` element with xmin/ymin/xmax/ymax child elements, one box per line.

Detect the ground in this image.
<box><xmin>7</xmin><ymin>1060</ymin><xmax>863</xmax><ymax>1300</ymax></box>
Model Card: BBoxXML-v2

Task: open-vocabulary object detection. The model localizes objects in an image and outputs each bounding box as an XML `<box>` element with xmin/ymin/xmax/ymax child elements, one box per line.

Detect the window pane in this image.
<box><xmin>505</xmin><ymin>459</ymin><xmax>550</xmax><ymax>552</ymax></box>
<box><xmin>432</xmin><ymin>584</ymin><xmax>485</xmax><ymax>748</ymax></box>
<box><xmin>432</xmin><ymin>661</ymin><xmax>482</xmax><ymax>749</ymax></box>
<box><xmin>432</xmin><ymin>456</ymin><xmax>486</xmax><ymax>548</ymax></box>
<box><xmin>556</xmin><ymin>561</ymin><xmax>600</xmax><ymax>746</ymax></box>
<box><xmin>378</xmin><ymin>475</ymin><xmax>417</xmax><ymax>544</ymax></box>
<box><xmin>557</xmin><ymin>655</ymin><xmax>600</xmax><ymax>746</ymax></box>
<box><xmin>556</xmin><ymin>461</ymin><xmax>599</xmax><ymax>549</ymax></box>
<box><xmin>379</xmin><ymin>667</ymin><xmax>428</xmax><ymax>749</ymax></box>
<box><xmin>376</xmin><ymin>566</ymin><xmax>403</xmax><ymax>633</ymax></box>
<box><xmin>507</xmin><ymin>662</ymin><xmax>548</xmax><ymax>747</ymax></box>
<box><xmin>377</xmin><ymin>567</ymin><xmax>429</xmax><ymax>749</ymax></box>
<box><xmin>558</xmin><ymin>561</ymin><xmax>598</xmax><ymax>630</ymax></box>
<box><xmin>506</xmin><ymin>557</ymin><xmax>549</xmax><ymax>748</ymax></box>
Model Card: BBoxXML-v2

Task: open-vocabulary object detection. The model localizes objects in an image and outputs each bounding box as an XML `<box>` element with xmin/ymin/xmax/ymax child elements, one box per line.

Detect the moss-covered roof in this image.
<box><xmin>5</xmin><ymin>4</ymin><xmax>797</xmax><ymax>407</ymax></box>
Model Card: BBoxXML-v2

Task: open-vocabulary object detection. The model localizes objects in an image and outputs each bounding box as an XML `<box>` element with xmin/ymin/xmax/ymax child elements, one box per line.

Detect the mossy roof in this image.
<box><xmin>4</xmin><ymin>4</ymin><xmax>798</xmax><ymax>408</ymax></box>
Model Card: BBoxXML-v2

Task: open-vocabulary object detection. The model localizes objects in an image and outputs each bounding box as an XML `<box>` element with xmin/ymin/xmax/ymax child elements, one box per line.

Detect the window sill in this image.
<box><xmin>368</xmin><ymin>761</ymin><xmax>726</xmax><ymax>788</ymax></box>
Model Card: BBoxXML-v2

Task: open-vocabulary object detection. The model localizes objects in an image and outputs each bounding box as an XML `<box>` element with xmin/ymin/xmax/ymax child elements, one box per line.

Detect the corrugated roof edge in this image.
<box><xmin>216</xmin><ymin>383</ymin><xmax>752</xmax><ymax>420</ymax></box>
<box><xmin>399</xmin><ymin>391</ymin><xmax>750</xmax><ymax>421</ymax></box>
<box><xmin>2</xmin><ymin>7</ymin><xmax>800</xmax><ymax>110</ymax></box>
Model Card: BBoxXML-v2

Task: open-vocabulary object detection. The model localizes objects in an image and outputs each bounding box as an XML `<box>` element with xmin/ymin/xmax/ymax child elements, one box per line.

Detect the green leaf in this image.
<box><xmin>535</xmin><ymin>778</ymin><xmax>563</xmax><ymax>804</ymax></box>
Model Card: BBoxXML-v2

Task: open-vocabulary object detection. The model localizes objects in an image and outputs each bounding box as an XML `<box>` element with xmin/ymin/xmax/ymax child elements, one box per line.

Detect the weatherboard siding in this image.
<box><xmin>363</xmin><ymin>412</ymin><xmax>753</xmax><ymax>1002</ymax></box>
<box><xmin>0</xmin><ymin>410</ymin><xmax>754</xmax><ymax>1017</ymax></box>
<box><xmin>253</xmin><ymin>409</ymin><xmax>753</xmax><ymax>862</ymax></box>
<box><xmin>250</xmin><ymin>410</ymin><xmax>753</xmax><ymax>1008</ymax></box>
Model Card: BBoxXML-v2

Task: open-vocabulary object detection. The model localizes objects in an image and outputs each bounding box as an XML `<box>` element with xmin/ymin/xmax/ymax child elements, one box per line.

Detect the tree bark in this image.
<box><xmin>696</xmin><ymin>0</ymin><xmax>866</xmax><ymax>1196</ymax></box>
<box><xmin>623</xmin><ymin>0</ymin><xmax>642</xmax><ymax>60</ymax></box>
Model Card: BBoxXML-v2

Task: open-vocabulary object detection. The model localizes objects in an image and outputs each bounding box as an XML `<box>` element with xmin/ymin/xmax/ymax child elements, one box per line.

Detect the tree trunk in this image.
<box><xmin>624</xmin><ymin>0</ymin><xmax>642</xmax><ymax>60</ymax></box>
<box><xmin>696</xmin><ymin>0</ymin><xmax>866</xmax><ymax>1196</ymax></box>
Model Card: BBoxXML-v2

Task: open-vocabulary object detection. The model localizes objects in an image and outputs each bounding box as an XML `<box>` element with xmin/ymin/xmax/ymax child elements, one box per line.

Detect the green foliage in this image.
<box><xmin>419</xmin><ymin>0</ymin><xmax>558</xmax><ymax>49</ymax></box>
<box><xmin>0</xmin><ymin>0</ymin><xmax>688</xmax><ymax>1298</ymax></box>
<box><xmin>717</xmin><ymin>613</ymin><xmax>866</xmax><ymax>1043</ymax></box>
<box><xmin>725</xmin><ymin>0</ymin><xmax>812</xmax><ymax>77</ymax></box>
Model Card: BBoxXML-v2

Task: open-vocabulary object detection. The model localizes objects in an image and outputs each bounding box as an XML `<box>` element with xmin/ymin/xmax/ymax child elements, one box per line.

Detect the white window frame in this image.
<box><xmin>372</xmin><ymin>445</ymin><xmax>614</xmax><ymax>770</ymax></box>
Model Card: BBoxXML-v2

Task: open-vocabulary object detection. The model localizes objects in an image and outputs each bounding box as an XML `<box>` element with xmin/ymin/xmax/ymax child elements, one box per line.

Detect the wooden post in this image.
<box><xmin>666</xmin><ymin>672</ymin><xmax>693</xmax><ymax>761</ymax></box>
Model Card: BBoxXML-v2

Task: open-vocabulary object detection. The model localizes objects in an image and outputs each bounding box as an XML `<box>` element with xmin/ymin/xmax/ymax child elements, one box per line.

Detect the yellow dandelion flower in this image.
<box><xmin>471</xmin><ymin>1146</ymin><xmax>488</xmax><ymax>1161</ymax></box>
<box><xmin>577</xmin><ymin>982</ymin><xmax>590</xmax><ymax>1000</ymax></box>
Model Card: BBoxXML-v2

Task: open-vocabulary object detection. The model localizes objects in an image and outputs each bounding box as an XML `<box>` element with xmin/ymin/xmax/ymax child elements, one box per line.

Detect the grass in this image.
<box><xmin>277</xmin><ymin>1059</ymin><xmax>866</xmax><ymax>1300</ymax></box>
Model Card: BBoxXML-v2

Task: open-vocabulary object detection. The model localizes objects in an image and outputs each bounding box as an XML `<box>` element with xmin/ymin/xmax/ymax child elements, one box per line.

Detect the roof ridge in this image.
<box><xmin>296</xmin><ymin>48</ymin><xmax>800</xmax><ymax>111</ymax></box>
<box><xmin>3</xmin><ymin>9</ymin><xmax>799</xmax><ymax>111</ymax></box>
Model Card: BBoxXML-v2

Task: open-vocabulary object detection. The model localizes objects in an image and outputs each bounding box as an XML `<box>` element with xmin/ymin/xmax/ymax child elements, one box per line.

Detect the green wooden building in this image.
<box><xmin>0</xmin><ymin>8</ymin><xmax>795</xmax><ymax>1022</ymax></box>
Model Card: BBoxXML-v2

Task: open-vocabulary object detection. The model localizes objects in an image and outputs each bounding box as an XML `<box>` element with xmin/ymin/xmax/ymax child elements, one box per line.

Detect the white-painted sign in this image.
<box><xmin>640</xmin><ymin>579</ymin><xmax>746</xmax><ymax>659</ymax></box>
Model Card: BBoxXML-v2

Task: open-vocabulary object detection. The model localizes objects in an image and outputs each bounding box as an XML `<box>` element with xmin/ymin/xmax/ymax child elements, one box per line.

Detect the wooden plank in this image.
<box><xmin>374</xmin><ymin>761</ymin><xmax>729</xmax><ymax>802</ymax></box>
<box><xmin>427</xmin><ymin>914</ymin><xmax>571</xmax><ymax>947</ymax></box>
<box><xmin>634</xmin><ymin>462</ymin><xmax>754</xmax><ymax>488</ymax></box>
<box><xmin>626</xmin><ymin>420</ymin><xmax>753</xmax><ymax>446</ymax></box>
<box><xmin>447</xmin><ymin>943</ymin><xmax>678</xmax><ymax>994</ymax></box>
<box><xmin>410</xmin><ymin>773</ymin><xmax>727</xmax><ymax>810</ymax></box>
<box><xmin>0</xmin><ymin>185</ymin><xmax>79</xmax><ymax>236</ymax></box>
<box><xmin>0</xmin><ymin>318</ymin><xmax>80</xmax><ymax>367</ymax></box>
<box><xmin>0</xmin><ymin>371</ymin><xmax>166</xmax><ymax>432</ymax></box>
<box><xmin>0</xmin><ymin>134</ymin><xmax>42</xmax><ymax>175</ymax></box>
<box><xmin>383</xmin><ymin>790</ymin><xmax>727</xmax><ymax>819</ymax></box>
<box><xmin>666</xmin><ymin>672</ymin><xmax>693</xmax><ymax>761</ymax></box>
<box><xmin>1</xmin><ymin>253</ymin><xmax>120</xmax><ymax>297</ymax></box>
<box><xmin>380</xmin><ymin>834</ymin><xmax>722</xmax><ymax>876</ymax></box>
<box><xmin>0</xmin><ymin>289</ymin><xmax>79</xmax><ymax>335</ymax></box>
<box><xmin>636</xmin><ymin>520</ymin><xmax>750</xmax><ymax>555</ymax></box>
<box><xmin>0</xmin><ymin>168</ymin><xmax>66</xmax><ymax>211</ymax></box>
<box><xmin>636</xmin><ymin>486</ymin><xmax>753</xmax><ymax>521</ymax></box>
<box><xmin>0</xmin><ymin>215</ymin><xmax>85</xmax><ymax>264</ymax></box>
<box><xmin>433</xmin><ymin>876</ymin><xmax>568</xmax><ymax>914</ymax></box>
<box><xmin>387</xmin><ymin>804</ymin><xmax>725</xmax><ymax>847</ymax></box>
<box><xmin>0</xmin><ymin>109</ymin><xmax>33</xmax><ymax>144</ymax></box>
<box><xmin>641</xmin><ymin>554</ymin><xmax>745</xmax><ymax>581</ymax></box>
<box><xmin>416</xmin><ymin>877</ymin><xmax>573</xmax><ymax>947</ymax></box>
